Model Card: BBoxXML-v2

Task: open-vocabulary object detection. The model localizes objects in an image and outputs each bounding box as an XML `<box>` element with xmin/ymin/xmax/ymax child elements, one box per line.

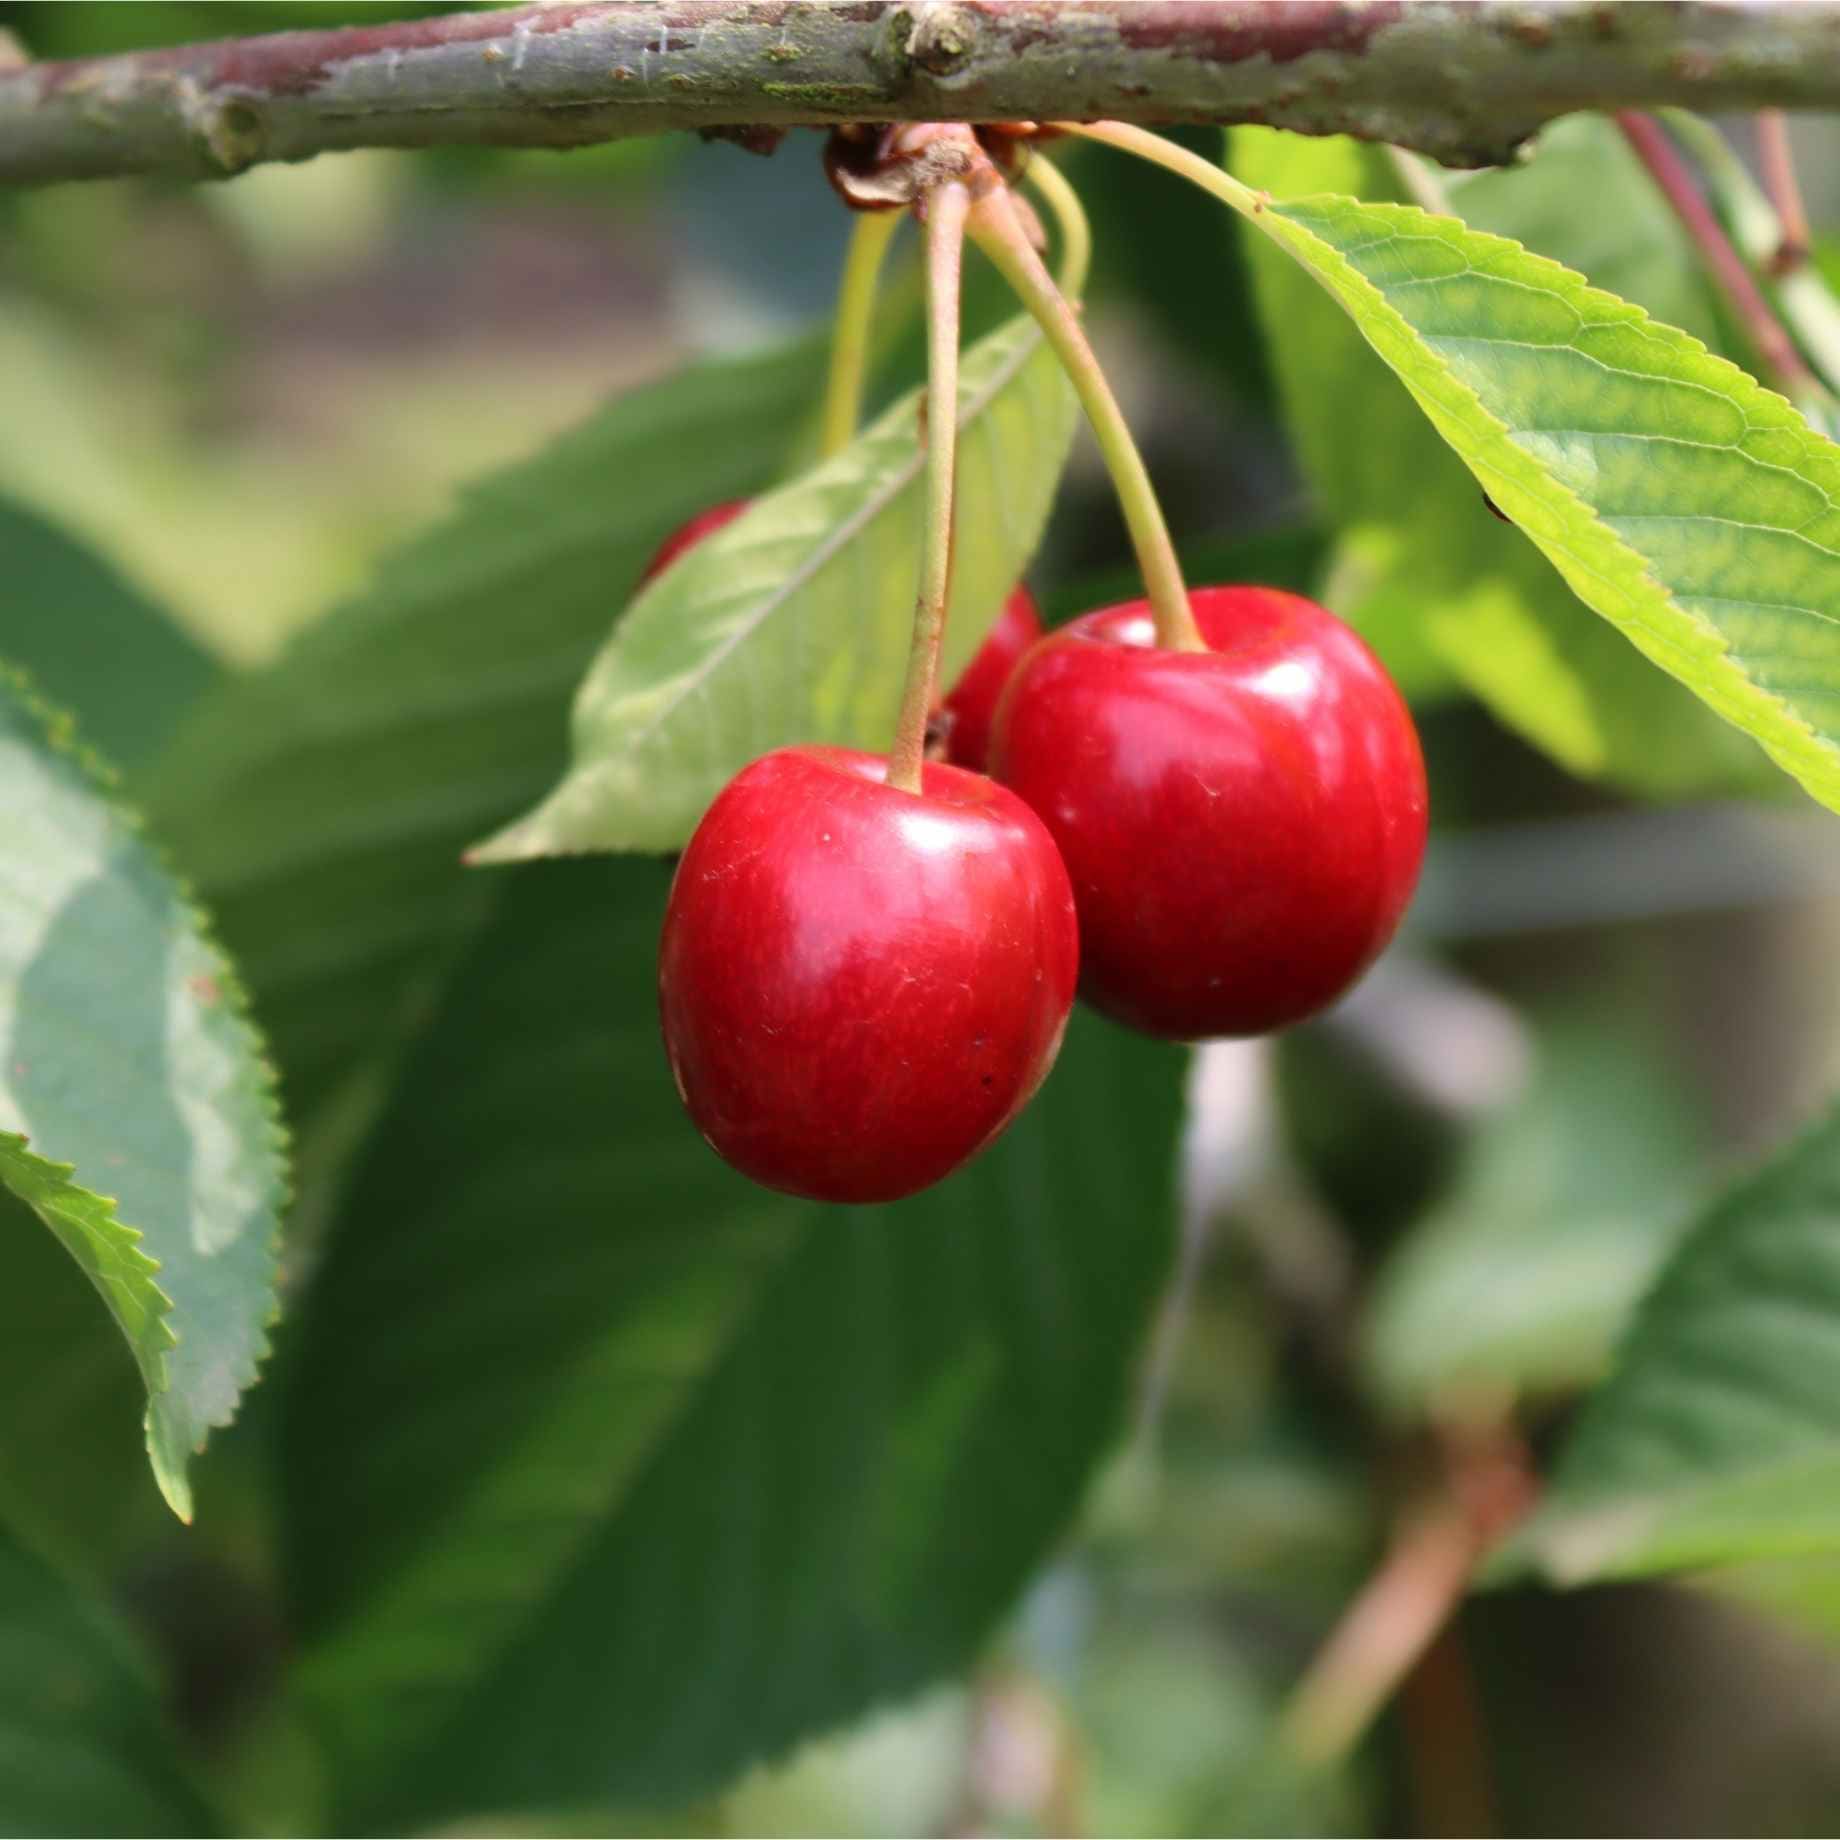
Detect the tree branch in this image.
<box><xmin>4</xmin><ymin>1</ymin><xmax>1840</xmax><ymax>186</ymax></box>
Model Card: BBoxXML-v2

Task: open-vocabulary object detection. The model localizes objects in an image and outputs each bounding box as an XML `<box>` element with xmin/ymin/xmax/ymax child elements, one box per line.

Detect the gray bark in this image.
<box><xmin>3</xmin><ymin>2</ymin><xmax>1839</xmax><ymax>185</ymax></box>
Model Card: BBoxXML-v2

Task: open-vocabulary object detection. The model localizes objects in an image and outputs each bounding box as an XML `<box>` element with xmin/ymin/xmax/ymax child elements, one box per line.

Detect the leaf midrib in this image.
<box><xmin>599</xmin><ymin>319</ymin><xmax>1047</xmax><ymax>764</ymax></box>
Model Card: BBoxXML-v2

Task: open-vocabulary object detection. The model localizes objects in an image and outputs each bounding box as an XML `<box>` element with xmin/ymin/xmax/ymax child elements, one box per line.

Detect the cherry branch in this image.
<box><xmin>5</xmin><ymin>1</ymin><xmax>1840</xmax><ymax>186</ymax></box>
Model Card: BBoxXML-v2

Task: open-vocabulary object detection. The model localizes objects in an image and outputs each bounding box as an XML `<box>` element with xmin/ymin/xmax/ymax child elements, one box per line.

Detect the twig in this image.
<box><xmin>1278</xmin><ymin>1425</ymin><xmax>1535</xmax><ymax>1768</ymax></box>
<box><xmin>1755</xmin><ymin>111</ymin><xmax>1811</xmax><ymax>280</ymax></box>
<box><xmin>1615</xmin><ymin>111</ymin><xmax>1821</xmax><ymax>401</ymax></box>
<box><xmin>8</xmin><ymin>3</ymin><xmax>1840</xmax><ymax>186</ymax></box>
<box><xmin>1397</xmin><ymin>1622</ymin><xmax>1500</xmax><ymax>1837</ymax></box>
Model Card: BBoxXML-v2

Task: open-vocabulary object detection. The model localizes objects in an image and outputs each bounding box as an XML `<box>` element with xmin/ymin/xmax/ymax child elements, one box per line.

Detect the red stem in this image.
<box><xmin>1616</xmin><ymin>110</ymin><xmax>1816</xmax><ymax>396</ymax></box>
<box><xmin>1756</xmin><ymin>110</ymin><xmax>1811</xmax><ymax>279</ymax></box>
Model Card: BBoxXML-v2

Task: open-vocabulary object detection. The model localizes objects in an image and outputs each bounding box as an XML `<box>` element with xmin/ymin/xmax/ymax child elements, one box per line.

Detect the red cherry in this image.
<box><xmin>990</xmin><ymin>586</ymin><xmax>1427</xmax><ymax>1040</ymax></box>
<box><xmin>640</xmin><ymin>498</ymin><xmax>750</xmax><ymax>584</ymax></box>
<box><xmin>941</xmin><ymin>585</ymin><xmax>1044</xmax><ymax>773</ymax></box>
<box><xmin>659</xmin><ymin>745</ymin><xmax>1079</xmax><ymax>1203</ymax></box>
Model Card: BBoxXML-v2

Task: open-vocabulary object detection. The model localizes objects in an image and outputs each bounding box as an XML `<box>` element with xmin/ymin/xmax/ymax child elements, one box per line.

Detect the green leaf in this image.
<box><xmin>1233</xmin><ymin>129</ymin><xmax>1778</xmax><ymax>798</ymax></box>
<box><xmin>0</xmin><ymin>1136</ymin><xmax>173</xmax><ymax>1427</ymax></box>
<box><xmin>1361</xmin><ymin>1021</ymin><xmax>1703</xmax><ymax>1417</ymax></box>
<box><xmin>280</xmin><ymin>859</ymin><xmax>1184</xmax><ymax>1827</ymax></box>
<box><xmin>1504</xmin><ymin>1104</ymin><xmax>1840</xmax><ymax>1585</ymax></box>
<box><xmin>0</xmin><ymin>494</ymin><xmax>216</xmax><ymax>771</ymax></box>
<box><xmin>0</xmin><ymin>1525</ymin><xmax>219</xmax><ymax>1837</ymax></box>
<box><xmin>1446</xmin><ymin>115</ymin><xmax>1728</xmax><ymax>351</ymax></box>
<box><xmin>146</xmin><ymin>338</ymin><xmax>826</xmax><ymax>1147</ymax></box>
<box><xmin>473</xmin><ymin>313</ymin><xmax>1078</xmax><ymax>860</ymax></box>
<box><xmin>0</xmin><ymin>674</ymin><xmax>285</xmax><ymax>1519</ymax></box>
<box><xmin>1230</xmin><ymin>153</ymin><xmax>1840</xmax><ymax>809</ymax></box>
<box><xmin>0</xmin><ymin>1187</ymin><xmax>152</xmax><ymax>1570</ymax></box>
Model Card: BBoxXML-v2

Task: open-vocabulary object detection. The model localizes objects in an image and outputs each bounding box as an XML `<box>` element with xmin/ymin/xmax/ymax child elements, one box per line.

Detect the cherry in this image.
<box><xmin>640</xmin><ymin>498</ymin><xmax>750</xmax><ymax>583</ymax></box>
<box><xmin>658</xmin><ymin>744</ymin><xmax>1079</xmax><ymax>1203</ymax></box>
<box><xmin>641</xmin><ymin>502</ymin><xmax>1039</xmax><ymax>766</ymax></box>
<box><xmin>940</xmin><ymin>585</ymin><xmax>1043</xmax><ymax>773</ymax></box>
<box><xmin>990</xmin><ymin>585</ymin><xmax>1427</xmax><ymax>1040</ymax></box>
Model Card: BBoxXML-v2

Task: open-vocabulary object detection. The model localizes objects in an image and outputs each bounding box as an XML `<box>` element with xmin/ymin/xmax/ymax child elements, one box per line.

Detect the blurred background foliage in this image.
<box><xmin>10</xmin><ymin>4</ymin><xmax>1840</xmax><ymax>1836</ymax></box>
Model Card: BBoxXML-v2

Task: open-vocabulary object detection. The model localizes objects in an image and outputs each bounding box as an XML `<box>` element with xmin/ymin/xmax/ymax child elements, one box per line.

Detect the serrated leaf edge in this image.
<box><xmin>1255</xmin><ymin>191</ymin><xmax>1840</xmax><ymax>810</ymax></box>
<box><xmin>0</xmin><ymin>662</ymin><xmax>291</xmax><ymax>1520</ymax></box>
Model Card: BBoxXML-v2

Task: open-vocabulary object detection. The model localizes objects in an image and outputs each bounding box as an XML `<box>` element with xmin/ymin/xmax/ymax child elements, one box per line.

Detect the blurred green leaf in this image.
<box><xmin>0</xmin><ymin>1186</ymin><xmax>154</xmax><ymax>1573</ymax></box>
<box><xmin>1705</xmin><ymin>1552</ymin><xmax>1840</xmax><ymax>1646</ymax></box>
<box><xmin>1233</xmin><ymin>128</ymin><xmax>1778</xmax><ymax>798</ymax></box>
<box><xmin>474</xmin><ymin>314</ymin><xmax>1078</xmax><ymax>860</ymax></box>
<box><xmin>1506</xmin><ymin>1103</ymin><xmax>1840</xmax><ymax>1585</ymax></box>
<box><xmin>0</xmin><ymin>675</ymin><xmax>284</xmax><ymax>1520</ymax></box>
<box><xmin>280</xmin><ymin>858</ymin><xmax>1184</xmax><ymax>1827</ymax></box>
<box><xmin>1362</xmin><ymin>1022</ymin><xmax>1703</xmax><ymax>1416</ymax></box>
<box><xmin>0</xmin><ymin>1</ymin><xmax>462</xmax><ymax>59</ymax></box>
<box><xmin>0</xmin><ymin>1525</ymin><xmax>219</xmax><ymax>1838</ymax></box>
<box><xmin>146</xmin><ymin>337</ymin><xmax>826</xmax><ymax>1149</ymax></box>
<box><xmin>0</xmin><ymin>496</ymin><xmax>215</xmax><ymax>771</ymax></box>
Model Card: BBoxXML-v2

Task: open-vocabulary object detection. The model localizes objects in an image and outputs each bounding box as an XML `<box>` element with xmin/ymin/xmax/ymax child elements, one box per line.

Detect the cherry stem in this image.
<box><xmin>1022</xmin><ymin>150</ymin><xmax>1093</xmax><ymax>298</ymax></box>
<box><xmin>1615</xmin><ymin>111</ymin><xmax>1820</xmax><ymax>400</ymax></box>
<box><xmin>820</xmin><ymin>205</ymin><xmax>901</xmax><ymax>460</ymax></box>
<box><xmin>967</xmin><ymin>175</ymin><xmax>1203</xmax><ymax>653</ymax></box>
<box><xmin>886</xmin><ymin>179</ymin><xmax>969</xmax><ymax>796</ymax></box>
<box><xmin>1755</xmin><ymin>109</ymin><xmax>1811</xmax><ymax>279</ymax></box>
<box><xmin>1059</xmin><ymin>120</ymin><xmax>1270</xmax><ymax>222</ymax></box>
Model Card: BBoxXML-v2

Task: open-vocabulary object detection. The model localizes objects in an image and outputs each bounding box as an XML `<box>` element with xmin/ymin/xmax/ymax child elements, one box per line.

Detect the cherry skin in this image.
<box><xmin>659</xmin><ymin>744</ymin><xmax>1079</xmax><ymax>1204</ymax></box>
<box><xmin>990</xmin><ymin>585</ymin><xmax>1427</xmax><ymax>1041</ymax></box>
<box><xmin>640</xmin><ymin>498</ymin><xmax>750</xmax><ymax>583</ymax></box>
<box><xmin>642</xmin><ymin>502</ymin><xmax>1039</xmax><ymax>766</ymax></box>
<box><xmin>940</xmin><ymin>585</ymin><xmax>1044</xmax><ymax>773</ymax></box>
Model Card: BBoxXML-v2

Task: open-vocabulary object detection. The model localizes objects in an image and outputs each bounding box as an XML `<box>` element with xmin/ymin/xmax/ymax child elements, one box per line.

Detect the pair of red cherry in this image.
<box><xmin>652</xmin><ymin>502</ymin><xmax>1428</xmax><ymax>1205</ymax></box>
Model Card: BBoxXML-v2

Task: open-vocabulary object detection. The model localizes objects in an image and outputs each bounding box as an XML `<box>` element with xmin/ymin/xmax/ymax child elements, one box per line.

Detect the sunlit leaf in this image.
<box><xmin>473</xmin><ymin>313</ymin><xmax>1078</xmax><ymax>860</ymax></box>
<box><xmin>1233</xmin><ymin>128</ymin><xmax>1783</xmax><ymax>798</ymax></box>
<box><xmin>1232</xmin><ymin>160</ymin><xmax>1840</xmax><ymax>808</ymax></box>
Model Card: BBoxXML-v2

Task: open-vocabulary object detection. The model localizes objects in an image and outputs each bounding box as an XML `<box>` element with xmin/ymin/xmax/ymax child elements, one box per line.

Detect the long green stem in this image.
<box><xmin>967</xmin><ymin>178</ymin><xmax>1202</xmax><ymax>652</ymax></box>
<box><xmin>820</xmin><ymin>206</ymin><xmax>901</xmax><ymax>460</ymax></box>
<box><xmin>886</xmin><ymin>181</ymin><xmax>969</xmax><ymax>795</ymax></box>
<box><xmin>1059</xmin><ymin>119</ymin><xmax>1270</xmax><ymax>223</ymax></box>
<box><xmin>1023</xmin><ymin>151</ymin><xmax>1092</xmax><ymax>298</ymax></box>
